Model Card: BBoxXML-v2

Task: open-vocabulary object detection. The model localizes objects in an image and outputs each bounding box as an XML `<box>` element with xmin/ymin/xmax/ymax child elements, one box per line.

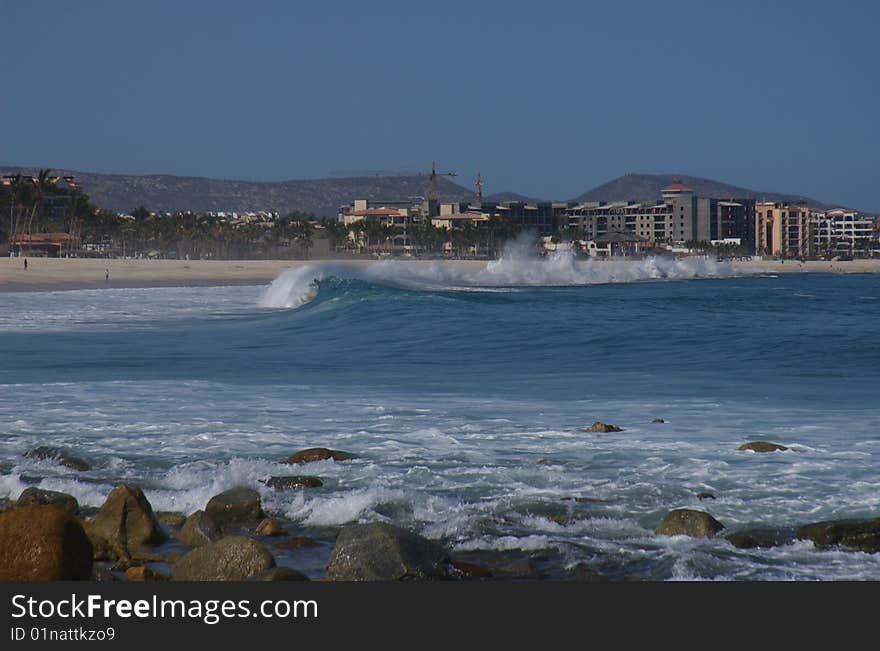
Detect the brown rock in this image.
<box><xmin>495</xmin><ymin>559</ymin><xmax>543</xmax><ymax>580</ymax></box>
<box><xmin>0</xmin><ymin>505</ymin><xmax>93</xmax><ymax>580</ymax></box>
<box><xmin>738</xmin><ymin>441</ymin><xmax>788</xmax><ymax>452</ymax></box>
<box><xmin>84</xmin><ymin>485</ymin><xmax>165</xmax><ymax>561</ymax></box>
<box><xmin>17</xmin><ymin>487</ymin><xmax>80</xmax><ymax>515</ymax></box>
<box><xmin>285</xmin><ymin>447</ymin><xmax>355</xmax><ymax>464</ymax></box>
<box><xmin>171</xmin><ymin>536</ymin><xmax>276</xmax><ymax>581</ymax></box>
<box><xmin>581</xmin><ymin>422</ymin><xmax>623</xmax><ymax>433</ymax></box>
<box><xmin>255</xmin><ymin>518</ymin><xmax>284</xmax><ymax>537</ymax></box>
<box><xmin>696</xmin><ymin>492</ymin><xmax>716</xmax><ymax>501</ymax></box>
<box><xmin>274</xmin><ymin>536</ymin><xmax>320</xmax><ymax>550</ymax></box>
<box><xmin>177</xmin><ymin>510</ymin><xmax>222</xmax><ymax>547</ymax></box>
<box><xmin>655</xmin><ymin>508</ymin><xmax>724</xmax><ymax>538</ymax></box>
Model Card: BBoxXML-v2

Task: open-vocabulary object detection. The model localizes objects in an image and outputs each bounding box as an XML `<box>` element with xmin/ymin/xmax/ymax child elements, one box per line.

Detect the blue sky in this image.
<box><xmin>2</xmin><ymin>1</ymin><xmax>878</xmax><ymax>209</ymax></box>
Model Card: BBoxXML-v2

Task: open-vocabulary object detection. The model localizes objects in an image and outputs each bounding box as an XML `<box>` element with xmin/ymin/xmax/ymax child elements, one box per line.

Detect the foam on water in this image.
<box><xmin>259</xmin><ymin>236</ymin><xmax>751</xmax><ymax>309</ymax></box>
<box><xmin>2</xmin><ymin>265</ymin><xmax>880</xmax><ymax>580</ymax></box>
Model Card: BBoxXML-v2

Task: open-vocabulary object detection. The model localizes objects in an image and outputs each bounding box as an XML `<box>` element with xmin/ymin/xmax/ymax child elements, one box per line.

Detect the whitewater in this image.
<box><xmin>2</xmin><ymin>247</ymin><xmax>879</xmax><ymax>580</ymax></box>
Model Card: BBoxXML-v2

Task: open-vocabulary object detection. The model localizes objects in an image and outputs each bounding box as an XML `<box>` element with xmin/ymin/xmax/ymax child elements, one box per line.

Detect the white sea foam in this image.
<box><xmin>259</xmin><ymin>236</ymin><xmax>750</xmax><ymax>309</ymax></box>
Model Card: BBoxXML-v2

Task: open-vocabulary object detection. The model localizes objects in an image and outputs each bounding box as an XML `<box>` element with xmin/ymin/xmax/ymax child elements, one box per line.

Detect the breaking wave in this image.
<box><xmin>259</xmin><ymin>236</ymin><xmax>751</xmax><ymax>309</ymax></box>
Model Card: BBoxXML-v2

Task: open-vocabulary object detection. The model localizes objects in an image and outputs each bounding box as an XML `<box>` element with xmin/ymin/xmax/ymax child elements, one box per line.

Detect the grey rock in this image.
<box><xmin>177</xmin><ymin>510</ymin><xmax>222</xmax><ymax>547</ymax></box>
<box><xmin>326</xmin><ymin>522</ymin><xmax>450</xmax><ymax>581</ymax></box>
<box><xmin>205</xmin><ymin>487</ymin><xmax>265</xmax><ymax>530</ymax></box>
<box><xmin>171</xmin><ymin>536</ymin><xmax>276</xmax><ymax>581</ymax></box>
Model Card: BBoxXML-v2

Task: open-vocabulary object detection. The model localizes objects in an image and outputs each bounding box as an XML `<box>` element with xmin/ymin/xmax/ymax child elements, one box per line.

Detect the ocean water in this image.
<box><xmin>2</xmin><ymin>247</ymin><xmax>880</xmax><ymax>581</ymax></box>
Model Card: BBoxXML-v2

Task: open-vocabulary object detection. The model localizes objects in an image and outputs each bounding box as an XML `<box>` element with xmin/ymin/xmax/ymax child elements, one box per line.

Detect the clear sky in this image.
<box><xmin>2</xmin><ymin>0</ymin><xmax>878</xmax><ymax>209</ymax></box>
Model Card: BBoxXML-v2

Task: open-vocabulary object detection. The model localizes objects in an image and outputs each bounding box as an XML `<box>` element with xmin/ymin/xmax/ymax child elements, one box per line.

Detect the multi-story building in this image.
<box><xmin>564</xmin><ymin>181</ymin><xmax>755</xmax><ymax>250</ymax></box>
<box><xmin>812</xmin><ymin>209</ymin><xmax>876</xmax><ymax>257</ymax></box>
<box><xmin>754</xmin><ymin>202</ymin><xmax>813</xmax><ymax>258</ymax></box>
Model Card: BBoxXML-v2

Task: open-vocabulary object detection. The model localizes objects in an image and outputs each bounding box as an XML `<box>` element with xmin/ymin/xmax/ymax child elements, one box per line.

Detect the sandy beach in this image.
<box><xmin>1</xmin><ymin>256</ymin><xmax>879</xmax><ymax>292</ymax></box>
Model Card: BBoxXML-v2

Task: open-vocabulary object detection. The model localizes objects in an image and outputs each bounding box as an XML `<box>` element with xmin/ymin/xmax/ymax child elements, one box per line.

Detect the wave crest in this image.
<box><xmin>259</xmin><ymin>238</ymin><xmax>749</xmax><ymax>309</ymax></box>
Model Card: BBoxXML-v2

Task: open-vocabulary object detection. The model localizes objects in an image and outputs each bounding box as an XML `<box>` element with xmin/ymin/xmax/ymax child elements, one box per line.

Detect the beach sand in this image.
<box><xmin>2</xmin><ymin>256</ymin><xmax>879</xmax><ymax>292</ymax></box>
<box><xmin>0</xmin><ymin>257</ymin><xmax>488</xmax><ymax>292</ymax></box>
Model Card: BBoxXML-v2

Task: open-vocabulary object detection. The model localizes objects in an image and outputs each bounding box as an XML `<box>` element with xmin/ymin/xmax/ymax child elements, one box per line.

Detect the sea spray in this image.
<box><xmin>259</xmin><ymin>237</ymin><xmax>748</xmax><ymax>308</ymax></box>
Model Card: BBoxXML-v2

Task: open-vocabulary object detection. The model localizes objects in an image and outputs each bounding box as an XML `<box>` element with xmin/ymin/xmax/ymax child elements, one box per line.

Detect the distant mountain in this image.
<box><xmin>0</xmin><ymin>167</ymin><xmax>475</xmax><ymax>217</ymax></box>
<box><xmin>575</xmin><ymin>173</ymin><xmax>838</xmax><ymax>209</ymax></box>
<box><xmin>484</xmin><ymin>191</ymin><xmax>544</xmax><ymax>203</ymax></box>
<box><xmin>1</xmin><ymin>167</ymin><xmax>862</xmax><ymax>216</ymax></box>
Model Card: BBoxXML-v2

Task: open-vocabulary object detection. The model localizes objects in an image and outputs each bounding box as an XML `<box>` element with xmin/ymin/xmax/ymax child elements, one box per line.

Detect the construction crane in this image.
<box><xmin>424</xmin><ymin>161</ymin><xmax>458</xmax><ymax>202</ymax></box>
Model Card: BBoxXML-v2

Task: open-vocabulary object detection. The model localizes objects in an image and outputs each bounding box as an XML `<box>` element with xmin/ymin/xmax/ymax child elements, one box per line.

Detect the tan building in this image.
<box><xmin>754</xmin><ymin>202</ymin><xmax>813</xmax><ymax>257</ymax></box>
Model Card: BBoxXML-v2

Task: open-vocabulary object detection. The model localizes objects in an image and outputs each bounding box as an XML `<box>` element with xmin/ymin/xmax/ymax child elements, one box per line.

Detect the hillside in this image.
<box><xmin>1</xmin><ymin>167</ymin><xmax>859</xmax><ymax>216</ymax></box>
<box><xmin>0</xmin><ymin>167</ymin><xmax>475</xmax><ymax>217</ymax></box>
<box><xmin>575</xmin><ymin>173</ymin><xmax>834</xmax><ymax>208</ymax></box>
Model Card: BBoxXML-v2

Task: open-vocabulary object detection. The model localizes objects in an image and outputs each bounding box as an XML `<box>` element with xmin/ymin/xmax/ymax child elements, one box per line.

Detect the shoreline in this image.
<box><xmin>2</xmin><ymin>256</ymin><xmax>880</xmax><ymax>293</ymax></box>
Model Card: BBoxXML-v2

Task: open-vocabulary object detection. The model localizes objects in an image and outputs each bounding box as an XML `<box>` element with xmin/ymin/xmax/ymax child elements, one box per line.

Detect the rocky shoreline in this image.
<box><xmin>2</xmin><ymin>440</ymin><xmax>879</xmax><ymax>582</ymax></box>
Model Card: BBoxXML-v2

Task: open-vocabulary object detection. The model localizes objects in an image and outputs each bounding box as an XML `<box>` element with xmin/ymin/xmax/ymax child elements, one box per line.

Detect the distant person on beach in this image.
<box><xmin>105</xmin><ymin>268</ymin><xmax>109</xmax><ymax>281</ymax></box>
<box><xmin>23</xmin><ymin>258</ymin><xmax>27</xmax><ymax>271</ymax></box>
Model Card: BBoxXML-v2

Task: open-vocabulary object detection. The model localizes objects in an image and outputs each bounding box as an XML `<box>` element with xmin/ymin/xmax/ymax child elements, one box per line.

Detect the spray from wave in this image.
<box><xmin>259</xmin><ymin>233</ymin><xmax>753</xmax><ymax>309</ymax></box>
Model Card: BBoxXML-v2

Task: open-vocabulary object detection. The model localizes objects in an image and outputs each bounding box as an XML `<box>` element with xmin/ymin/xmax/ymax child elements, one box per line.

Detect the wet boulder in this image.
<box><xmin>286</xmin><ymin>448</ymin><xmax>355</xmax><ymax>464</ymax></box>
<box><xmin>25</xmin><ymin>446</ymin><xmax>91</xmax><ymax>472</ymax></box>
<box><xmin>655</xmin><ymin>508</ymin><xmax>724</xmax><ymax>538</ymax></box>
<box><xmin>177</xmin><ymin>510</ymin><xmax>222</xmax><ymax>547</ymax></box>
<box><xmin>451</xmin><ymin>560</ymin><xmax>493</xmax><ymax>579</ymax></box>
<box><xmin>581</xmin><ymin>422</ymin><xmax>623</xmax><ymax>433</ymax></box>
<box><xmin>255</xmin><ymin>518</ymin><xmax>284</xmax><ymax>536</ymax></box>
<box><xmin>0</xmin><ymin>505</ymin><xmax>93</xmax><ymax>580</ymax></box>
<box><xmin>17</xmin><ymin>487</ymin><xmax>80</xmax><ymax>515</ymax></box>
<box><xmin>725</xmin><ymin>527</ymin><xmax>796</xmax><ymax>549</ymax></box>
<box><xmin>171</xmin><ymin>536</ymin><xmax>276</xmax><ymax>581</ymax></box>
<box><xmin>796</xmin><ymin>518</ymin><xmax>880</xmax><ymax>553</ymax></box>
<box><xmin>265</xmin><ymin>476</ymin><xmax>323</xmax><ymax>489</ymax></box>
<box><xmin>84</xmin><ymin>484</ymin><xmax>166</xmax><ymax>560</ymax></box>
<box><xmin>326</xmin><ymin>522</ymin><xmax>450</xmax><ymax>581</ymax></box>
<box><xmin>696</xmin><ymin>492</ymin><xmax>716</xmax><ymax>501</ymax></box>
<box><xmin>738</xmin><ymin>441</ymin><xmax>788</xmax><ymax>453</ymax></box>
<box><xmin>205</xmin><ymin>487</ymin><xmax>265</xmax><ymax>529</ymax></box>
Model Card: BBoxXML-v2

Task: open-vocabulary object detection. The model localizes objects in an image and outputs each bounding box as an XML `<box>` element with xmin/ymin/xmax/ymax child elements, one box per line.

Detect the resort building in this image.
<box><xmin>563</xmin><ymin>181</ymin><xmax>755</xmax><ymax>250</ymax></box>
<box><xmin>812</xmin><ymin>209</ymin><xmax>876</xmax><ymax>257</ymax></box>
<box><xmin>754</xmin><ymin>202</ymin><xmax>813</xmax><ymax>258</ymax></box>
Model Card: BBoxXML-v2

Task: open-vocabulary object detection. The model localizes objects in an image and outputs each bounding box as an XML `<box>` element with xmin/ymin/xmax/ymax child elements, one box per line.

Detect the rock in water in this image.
<box><xmin>0</xmin><ymin>505</ymin><xmax>93</xmax><ymax>580</ymax></box>
<box><xmin>581</xmin><ymin>422</ymin><xmax>623</xmax><ymax>433</ymax></box>
<box><xmin>205</xmin><ymin>487</ymin><xmax>265</xmax><ymax>529</ymax></box>
<box><xmin>738</xmin><ymin>441</ymin><xmax>788</xmax><ymax>452</ymax></box>
<box><xmin>171</xmin><ymin>536</ymin><xmax>276</xmax><ymax>581</ymax></box>
<box><xmin>84</xmin><ymin>484</ymin><xmax>166</xmax><ymax>560</ymax></box>
<box><xmin>655</xmin><ymin>509</ymin><xmax>724</xmax><ymax>538</ymax></box>
<box><xmin>725</xmin><ymin>527</ymin><xmax>796</xmax><ymax>549</ymax></box>
<box><xmin>286</xmin><ymin>448</ymin><xmax>355</xmax><ymax>464</ymax></box>
<box><xmin>265</xmin><ymin>476</ymin><xmax>323</xmax><ymax>489</ymax></box>
<box><xmin>696</xmin><ymin>492</ymin><xmax>716</xmax><ymax>501</ymax></box>
<box><xmin>255</xmin><ymin>518</ymin><xmax>283</xmax><ymax>536</ymax></box>
<box><xmin>796</xmin><ymin>518</ymin><xmax>880</xmax><ymax>553</ymax></box>
<box><xmin>17</xmin><ymin>487</ymin><xmax>80</xmax><ymax>515</ymax></box>
<box><xmin>25</xmin><ymin>446</ymin><xmax>92</xmax><ymax>471</ymax></box>
<box><xmin>326</xmin><ymin>522</ymin><xmax>450</xmax><ymax>581</ymax></box>
<box><xmin>177</xmin><ymin>510</ymin><xmax>222</xmax><ymax>547</ymax></box>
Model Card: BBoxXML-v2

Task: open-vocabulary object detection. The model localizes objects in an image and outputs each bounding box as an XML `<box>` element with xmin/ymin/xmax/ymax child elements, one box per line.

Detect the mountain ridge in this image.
<box><xmin>0</xmin><ymin>166</ymin><xmax>862</xmax><ymax>216</ymax></box>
